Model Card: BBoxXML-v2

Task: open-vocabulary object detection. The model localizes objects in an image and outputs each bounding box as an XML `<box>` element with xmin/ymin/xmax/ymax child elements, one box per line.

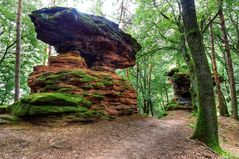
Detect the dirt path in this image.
<box><xmin>0</xmin><ymin>110</ymin><xmax>218</xmax><ymax>159</ymax></box>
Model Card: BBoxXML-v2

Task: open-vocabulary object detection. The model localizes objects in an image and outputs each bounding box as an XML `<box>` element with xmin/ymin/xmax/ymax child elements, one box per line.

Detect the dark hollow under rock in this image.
<box><xmin>29</xmin><ymin>7</ymin><xmax>141</xmax><ymax>71</ymax></box>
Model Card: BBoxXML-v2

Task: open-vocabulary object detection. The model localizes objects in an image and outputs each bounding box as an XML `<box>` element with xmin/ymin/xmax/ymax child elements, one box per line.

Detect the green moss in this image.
<box><xmin>0</xmin><ymin>114</ymin><xmax>19</xmax><ymax>122</ymax></box>
<box><xmin>0</xmin><ymin>105</ymin><xmax>8</xmax><ymax>108</ymax></box>
<box><xmin>91</xmin><ymin>93</ymin><xmax>104</xmax><ymax>100</ymax></box>
<box><xmin>192</xmin><ymin>108</ymin><xmax>222</xmax><ymax>153</ymax></box>
<box><xmin>40</xmin><ymin>84</ymin><xmax>75</xmax><ymax>93</ymax></box>
<box><xmin>9</xmin><ymin>102</ymin><xmax>88</xmax><ymax>117</ymax></box>
<box><xmin>82</xmin><ymin>85</ymin><xmax>94</xmax><ymax>89</ymax></box>
<box><xmin>112</xmin><ymin>91</ymin><xmax>124</xmax><ymax>97</ymax></box>
<box><xmin>40</xmin><ymin>85</ymin><xmax>59</xmax><ymax>92</ymax></box>
<box><xmin>6</xmin><ymin>92</ymin><xmax>93</xmax><ymax>117</ymax></box>
<box><xmin>0</xmin><ymin>105</ymin><xmax>8</xmax><ymax>114</ymax></box>
<box><xmin>57</xmin><ymin>87</ymin><xmax>75</xmax><ymax>93</ymax></box>
<box><xmin>37</xmin><ymin>70</ymin><xmax>96</xmax><ymax>84</ymax></box>
<box><xmin>81</xmin><ymin>110</ymin><xmax>100</xmax><ymax>118</ymax></box>
<box><xmin>93</xmin><ymin>82</ymin><xmax>105</xmax><ymax>87</ymax></box>
<box><xmin>65</xmin><ymin>110</ymin><xmax>104</xmax><ymax>122</ymax></box>
<box><xmin>21</xmin><ymin>92</ymin><xmax>91</xmax><ymax>107</ymax></box>
<box><xmin>170</xmin><ymin>72</ymin><xmax>190</xmax><ymax>83</ymax></box>
<box><xmin>82</xmin><ymin>92</ymin><xmax>89</xmax><ymax>96</ymax></box>
<box><xmin>102</xmin><ymin>75</ymin><xmax>112</xmax><ymax>80</ymax></box>
<box><xmin>102</xmin><ymin>80</ymin><xmax>113</xmax><ymax>86</ymax></box>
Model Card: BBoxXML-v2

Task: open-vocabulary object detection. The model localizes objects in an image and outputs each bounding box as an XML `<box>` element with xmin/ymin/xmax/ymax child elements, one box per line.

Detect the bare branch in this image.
<box><xmin>0</xmin><ymin>40</ymin><xmax>17</xmax><ymax>65</ymax></box>
<box><xmin>202</xmin><ymin>9</ymin><xmax>220</xmax><ymax>34</ymax></box>
<box><xmin>137</xmin><ymin>46</ymin><xmax>179</xmax><ymax>59</ymax></box>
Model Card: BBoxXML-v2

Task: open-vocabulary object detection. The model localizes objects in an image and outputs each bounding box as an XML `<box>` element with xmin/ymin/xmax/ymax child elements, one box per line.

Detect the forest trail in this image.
<box><xmin>0</xmin><ymin>110</ymin><xmax>219</xmax><ymax>159</ymax></box>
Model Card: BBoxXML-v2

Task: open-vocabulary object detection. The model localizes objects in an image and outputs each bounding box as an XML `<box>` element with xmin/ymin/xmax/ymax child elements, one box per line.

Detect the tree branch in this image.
<box><xmin>0</xmin><ymin>40</ymin><xmax>17</xmax><ymax>65</ymax></box>
<box><xmin>137</xmin><ymin>46</ymin><xmax>179</xmax><ymax>59</ymax></box>
<box><xmin>202</xmin><ymin>9</ymin><xmax>220</xmax><ymax>34</ymax></box>
<box><xmin>151</xmin><ymin>22</ymin><xmax>178</xmax><ymax>44</ymax></box>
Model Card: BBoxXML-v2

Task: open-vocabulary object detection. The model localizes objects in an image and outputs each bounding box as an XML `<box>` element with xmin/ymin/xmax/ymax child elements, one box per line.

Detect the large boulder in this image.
<box><xmin>29</xmin><ymin>7</ymin><xmax>141</xmax><ymax>71</ymax></box>
<box><xmin>8</xmin><ymin>7</ymin><xmax>140</xmax><ymax>120</ymax></box>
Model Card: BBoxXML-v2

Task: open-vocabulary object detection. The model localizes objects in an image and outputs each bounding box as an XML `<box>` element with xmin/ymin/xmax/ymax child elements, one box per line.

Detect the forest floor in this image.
<box><xmin>0</xmin><ymin>110</ymin><xmax>238</xmax><ymax>159</ymax></box>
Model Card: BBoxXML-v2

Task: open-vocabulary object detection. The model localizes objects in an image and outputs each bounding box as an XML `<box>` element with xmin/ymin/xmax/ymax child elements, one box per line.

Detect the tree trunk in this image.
<box><xmin>178</xmin><ymin>24</ymin><xmax>198</xmax><ymax>111</ymax></box>
<box><xmin>15</xmin><ymin>0</ymin><xmax>23</xmax><ymax>101</ymax></box>
<box><xmin>126</xmin><ymin>68</ymin><xmax>129</xmax><ymax>78</ymax></box>
<box><xmin>178</xmin><ymin>3</ymin><xmax>198</xmax><ymax>111</ymax></box>
<box><xmin>218</xmin><ymin>0</ymin><xmax>238</xmax><ymax>120</ymax></box>
<box><xmin>180</xmin><ymin>0</ymin><xmax>220</xmax><ymax>151</ymax></box>
<box><xmin>163</xmin><ymin>85</ymin><xmax>169</xmax><ymax>104</ymax></box>
<box><xmin>148</xmin><ymin>64</ymin><xmax>153</xmax><ymax>116</ymax></box>
<box><xmin>209</xmin><ymin>20</ymin><xmax>228</xmax><ymax>116</ymax></box>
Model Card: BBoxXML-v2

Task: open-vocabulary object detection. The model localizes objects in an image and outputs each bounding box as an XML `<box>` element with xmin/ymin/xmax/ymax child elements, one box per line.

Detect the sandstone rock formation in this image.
<box><xmin>167</xmin><ymin>69</ymin><xmax>192</xmax><ymax>107</ymax></box>
<box><xmin>29</xmin><ymin>7</ymin><xmax>141</xmax><ymax>72</ymax></box>
<box><xmin>8</xmin><ymin>7</ymin><xmax>140</xmax><ymax>120</ymax></box>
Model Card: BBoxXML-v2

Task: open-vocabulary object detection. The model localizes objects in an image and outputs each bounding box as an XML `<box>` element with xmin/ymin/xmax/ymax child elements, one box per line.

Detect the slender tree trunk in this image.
<box><xmin>181</xmin><ymin>0</ymin><xmax>220</xmax><ymax>151</ymax></box>
<box><xmin>163</xmin><ymin>85</ymin><xmax>169</xmax><ymax>104</ymax></box>
<box><xmin>136</xmin><ymin>63</ymin><xmax>139</xmax><ymax>92</ymax></box>
<box><xmin>148</xmin><ymin>64</ymin><xmax>153</xmax><ymax>116</ymax></box>
<box><xmin>143</xmin><ymin>66</ymin><xmax>148</xmax><ymax>114</ymax></box>
<box><xmin>15</xmin><ymin>0</ymin><xmax>23</xmax><ymax>101</ymax></box>
<box><xmin>218</xmin><ymin>0</ymin><xmax>238</xmax><ymax>120</ymax></box>
<box><xmin>126</xmin><ymin>68</ymin><xmax>129</xmax><ymax>78</ymax></box>
<box><xmin>209</xmin><ymin>19</ymin><xmax>229</xmax><ymax>116</ymax></box>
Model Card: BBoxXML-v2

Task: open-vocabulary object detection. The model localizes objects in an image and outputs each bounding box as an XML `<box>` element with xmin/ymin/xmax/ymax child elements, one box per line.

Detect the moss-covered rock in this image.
<box><xmin>65</xmin><ymin>110</ymin><xmax>103</xmax><ymax>122</ymax></box>
<box><xmin>37</xmin><ymin>70</ymin><xmax>96</xmax><ymax>84</ymax></box>
<box><xmin>8</xmin><ymin>92</ymin><xmax>92</xmax><ymax>117</ymax></box>
<box><xmin>0</xmin><ymin>114</ymin><xmax>19</xmax><ymax>124</ymax></box>
<box><xmin>21</xmin><ymin>92</ymin><xmax>91</xmax><ymax>107</ymax></box>
<box><xmin>91</xmin><ymin>93</ymin><xmax>104</xmax><ymax>100</ymax></box>
<box><xmin>28</xmin><ymin>65</ymin><xmax>137</xmax><ymax>116</ymax></box>
<box><xmin>9</xmin><ymin>103</ymin><xmax>88</xmax><ymax>117</ymax></box>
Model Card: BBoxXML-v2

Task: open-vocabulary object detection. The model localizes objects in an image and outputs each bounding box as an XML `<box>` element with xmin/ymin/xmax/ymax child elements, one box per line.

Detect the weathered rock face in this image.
<box><xmin>167</xmin><ymin>69</ymin><xmax>192</xmax><ymax>106</ymax></box>
<box><xmin>27</xmin><ymin>53</ymin><xmax>138</xmax><ymax>116</ymax></box>
<box><xmin>8</xmin><ymin>7</ymin><xmax>140</xmax><ymax>120</ymax></box>
<box><xmin>29</xmin><ymin>7</ymin><xmax>141</xmax><ymax>71</ymax></box>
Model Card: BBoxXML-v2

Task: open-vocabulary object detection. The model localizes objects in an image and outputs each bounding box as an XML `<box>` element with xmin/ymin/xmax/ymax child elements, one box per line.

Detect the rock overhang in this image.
<box><xmin>29</xmin><ymin>7</ymin><xmax>141</xmax><ymax>71</ymax></box>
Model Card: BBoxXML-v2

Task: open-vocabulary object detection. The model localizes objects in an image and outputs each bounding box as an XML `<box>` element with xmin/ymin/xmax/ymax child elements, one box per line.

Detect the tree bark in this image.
<box><xmin>178</xmin><ymin>2</ymin><xmax>198</xmax><ymax>112</ymax></box>
<box><xmin>15</xmin><ymin>0</ymin><xmax>23</xmax><ymax>101</ymax></box>
<box><xmin>178</xmin><ymin>24</ymin><xmax>198</xmax><ymax>111</ymax></box>
<box><xmin>148</xmin><ymin>64</ymin><xmax>153</xmax><ymax>116</ymax></box>
<box><xmin>209</xmin><ymin>19</ymin><xmax>228</xmax><ymax>116</ymax></box>
<box><xmin>180</xmin><ymin>0</ymin><xmax>220</xmax><ymax>151</ymax></box>
<box><xmin>218</xmin><ymin>0</ymin><xmax>238</xmax><ymax>120</ymax></box>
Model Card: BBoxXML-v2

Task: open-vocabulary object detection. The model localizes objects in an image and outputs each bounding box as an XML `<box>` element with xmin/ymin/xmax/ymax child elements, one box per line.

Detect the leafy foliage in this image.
<box><xmin>0</xmin><ymin>0</ymin><xmax>46</xmax><ymax>104</ymax></box>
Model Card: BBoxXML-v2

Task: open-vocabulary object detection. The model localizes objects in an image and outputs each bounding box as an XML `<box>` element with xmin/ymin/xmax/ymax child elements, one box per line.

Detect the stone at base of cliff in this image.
<box><xmin>7</xmin><ymin>92</ymin><xmax>107</xmax><ymax>123</ymax></box>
